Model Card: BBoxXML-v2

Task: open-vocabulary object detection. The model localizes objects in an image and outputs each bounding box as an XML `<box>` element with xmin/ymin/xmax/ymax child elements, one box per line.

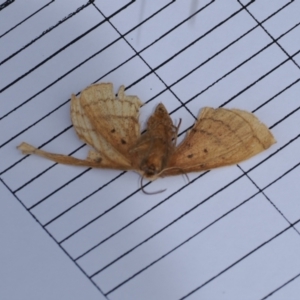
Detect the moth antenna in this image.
<box><xmin>158</xmin><ymin>166</ymin><xmax>189</xmax><ymax>182</ymax></box>
<box><xmin>140</xmin><ymin>175</ymin><xmax>167</xmax><ymax>195</ymax></box>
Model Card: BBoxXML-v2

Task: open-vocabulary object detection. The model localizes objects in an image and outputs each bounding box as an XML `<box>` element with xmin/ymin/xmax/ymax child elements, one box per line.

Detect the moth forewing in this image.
<box><xmin>163</xmin><ymin>107</ymin><xmax>276</xmax><ymax>176</ymax></box>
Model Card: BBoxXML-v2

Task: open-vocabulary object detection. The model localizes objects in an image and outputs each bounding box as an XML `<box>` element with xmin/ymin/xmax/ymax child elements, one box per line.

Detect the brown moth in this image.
<box><xmin>18</xmin><ymin>83</ymin><xmax>276</xmax><ymax>183</ymax></box>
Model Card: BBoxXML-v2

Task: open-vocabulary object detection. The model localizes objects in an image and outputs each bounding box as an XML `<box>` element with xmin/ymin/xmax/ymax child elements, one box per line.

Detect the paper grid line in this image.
<box><xmin>1</xmin><ymin>1</ymin><xmax>300</xmax><ymax>299</ymax></box>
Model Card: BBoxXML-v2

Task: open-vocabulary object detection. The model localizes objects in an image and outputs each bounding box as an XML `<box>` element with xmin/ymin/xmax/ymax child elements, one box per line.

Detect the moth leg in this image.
<box><xmin>17</xmin><ymin>142</ymin><xmax>132</xmax><ymax>170</ymax></box>
<box><xmin>172</xmin><ymin>118</ymin><xmax>182</xmax><ymax>146</ymax></box>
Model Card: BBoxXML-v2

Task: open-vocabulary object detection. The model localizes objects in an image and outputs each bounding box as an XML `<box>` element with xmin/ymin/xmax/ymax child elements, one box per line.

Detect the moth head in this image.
<box><xmin>139</xmin><ymin>157</ymin><xmax>168</xmax><ymax>195</ymax></box>
<box><xmin>140</xmin><ymin>156</ymin><xmax>164</xmax><ymax>180</ymax></box>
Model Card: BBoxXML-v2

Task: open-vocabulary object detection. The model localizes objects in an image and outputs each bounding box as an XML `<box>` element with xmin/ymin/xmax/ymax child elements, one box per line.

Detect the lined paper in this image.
<box><xmin>1</xmin><ymin>1</ymin><xmax>300</xmax><ymax>299</ymax></box>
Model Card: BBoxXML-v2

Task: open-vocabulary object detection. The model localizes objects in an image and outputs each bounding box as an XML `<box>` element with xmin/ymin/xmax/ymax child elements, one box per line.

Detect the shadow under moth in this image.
<box><xmin>18</xmin><ymin>83</ymin><xmax>276</xmax><ymax>191</ymax></box>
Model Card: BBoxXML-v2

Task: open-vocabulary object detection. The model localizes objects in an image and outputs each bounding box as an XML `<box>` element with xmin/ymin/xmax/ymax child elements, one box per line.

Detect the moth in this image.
<box><xmin>18</xmin><ymin>83</ymin><xmax>276</xmax><ymax>189</ymax></box>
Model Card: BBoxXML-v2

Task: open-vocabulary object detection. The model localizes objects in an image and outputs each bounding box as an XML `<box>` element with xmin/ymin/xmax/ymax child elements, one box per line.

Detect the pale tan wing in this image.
<box><xmin>17</xmin><ymin>142</ymin><xmax>133</xmax><ymax>170</ymax></box>
<box><xmin>164</xmin><ymin>107</ymin><xmax>276</xmax><ymax>175</ymax></box>
<box><xmin>17</xmin><ymin>83</ymin><xmax>142</xmax><ymax>171</ymax></box>
<box><xmin>71</xmin><ymin>87</ymin><xmax>129</xmax><ymax>167</ymax></box>
<box><xmin>71</xmin><ymin>83</ymin><xmax>142</xmax><ymax>168</ymax></box>
<box><xmin>79</xmin><ymin>83</ymin><xmax>142</xmax><ymax>159</ymax></box>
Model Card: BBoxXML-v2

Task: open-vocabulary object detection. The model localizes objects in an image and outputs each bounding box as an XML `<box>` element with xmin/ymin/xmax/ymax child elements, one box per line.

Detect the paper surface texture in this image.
<box><xmin>1</xmin><ymin>1</ymin><xmax>300</xmax><ymax>299</ymax></box>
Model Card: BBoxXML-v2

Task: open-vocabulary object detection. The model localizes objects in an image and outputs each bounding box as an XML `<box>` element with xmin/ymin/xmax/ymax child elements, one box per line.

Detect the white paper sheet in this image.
<box><xmin>1</xmin><ymin>1</ymin><xmax>300</xmax><ymax>299</ymax></box>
